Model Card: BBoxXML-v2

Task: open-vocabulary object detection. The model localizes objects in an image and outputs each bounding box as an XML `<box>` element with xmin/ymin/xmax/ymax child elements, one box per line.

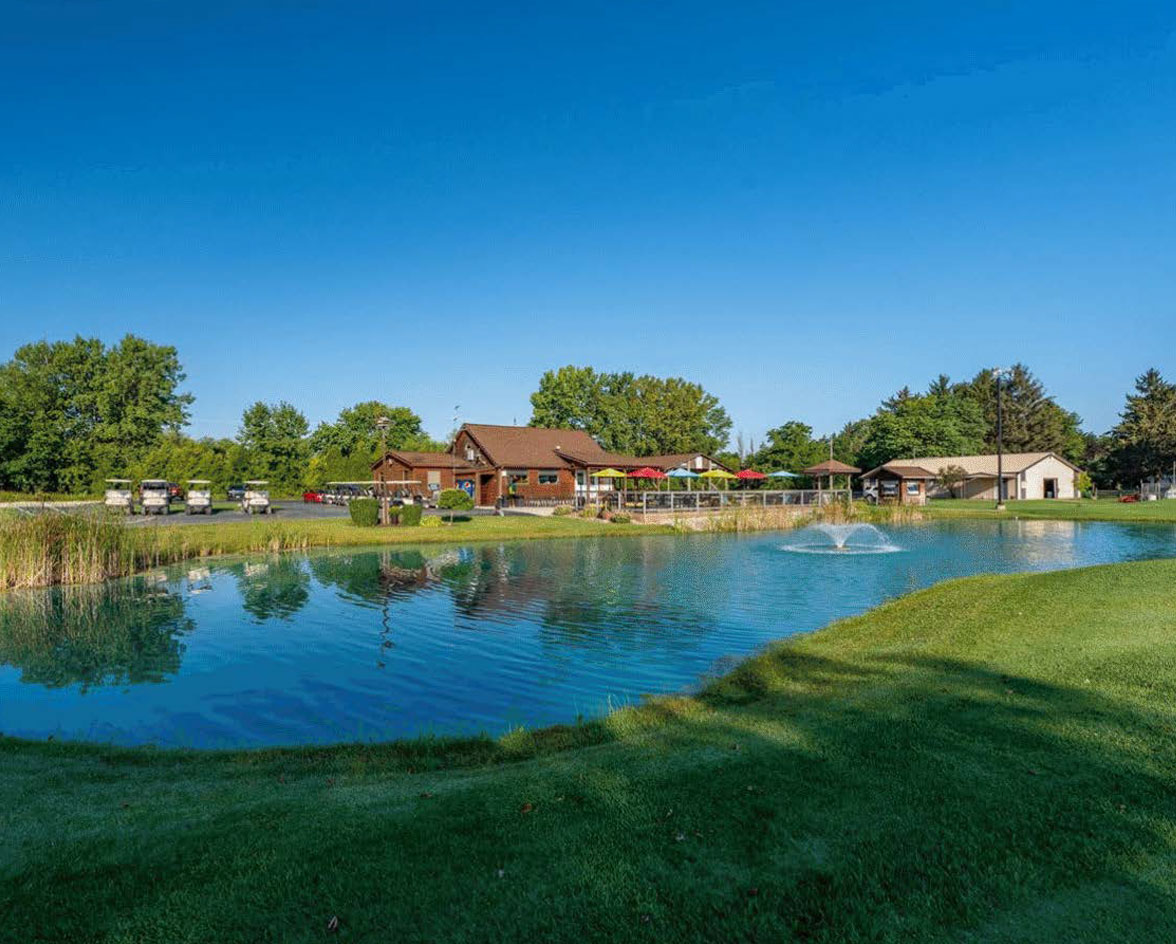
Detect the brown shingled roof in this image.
<box><xmin>461</xmin><ymin>424</ymin><xmax>608</xmax><ymax>469</ymax></box>
<box><xmin>372</xmin><ymin>450</ymin><xmax>480</xmax><ymax>471</ymax></box>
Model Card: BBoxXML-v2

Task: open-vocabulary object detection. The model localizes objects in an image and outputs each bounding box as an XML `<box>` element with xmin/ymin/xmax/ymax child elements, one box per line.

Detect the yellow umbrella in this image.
<box><xmin>590</xmin><ymin>467</ymin><xmax>627</xmax><ymax>506</ymax></box>
<box><xmin>699</xmin><ymin>468</ymin><xmax>736</xmax><ymax>491</ymax></box>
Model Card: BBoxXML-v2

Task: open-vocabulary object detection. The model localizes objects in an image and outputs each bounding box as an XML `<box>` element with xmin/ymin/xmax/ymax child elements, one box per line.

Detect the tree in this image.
<box><xmin>1109</xmin><ymin>368</ymin><xmax>1176</xmax><ymax>483</ymax></box>
<box><xmin>0</xmin><ymin>335</ymin><xmax>191</xmax><ymax>493</ymax></box>
<box><xmin>959</xmin><ymin>364</ymin><xmax>1084</xmax><ymax>460</ymax></box>
<box><xmin>749</xmin><ymin>422</ymin><xmax>827</xmax><ymax>478</ymax></box>
<box><xmin>936</xmin><ymin>464</ymin><xmax>968</xmax><ymax>497</ymax></box>
<box><xmin>237</xmin><ymin>401</ymin><xmax>309</xmax><ymax>492</ymax></box>
<box><xmin>857</xmin><ymin>381</ymin><xmax>986</xmax><ymax>471</ymax></box>
<box><xmin>308</xmin><ymin>402</ymin><xmax>441</xmax><ymax>459</ymax></box>
<box><xmin>529</xmin><ymin>366</ymin><xmax>731</xmax><ymax>456</ymax></box>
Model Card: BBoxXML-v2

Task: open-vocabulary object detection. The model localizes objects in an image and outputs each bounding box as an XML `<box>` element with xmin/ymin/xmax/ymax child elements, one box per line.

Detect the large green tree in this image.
<box><xmin>1108</xmin><ymin>368</ymin><xmax>1176</xmax><ymax>483</ymax></box>
<box><xmin>237</xmin><ymin>401</ymin><xmax>309</xmax><ymax>492</ymax></box>
<box><xmin>749</xmin><ymin>421</ymin><xmax>828</xmax><ymax>477</ymax></box>
<box><xmin>958</xmin><ymin>364</ymin><xmax>1084</xmax><ymax>460</ymax></box>
<box><xmin>0</xmin><ymin>335</ymin><xmax>191</xmax><ymax>493</ymax></box>
<box><xmin>529</xmin><ymin>366</ymin><xmax>731</xmax><ymax>456</ymax></box>
<box><xmin>308</xmin><ymin>402</ymin><xmax>442</xmax><ymax>459</ymax></box>
<box><xmin>857</xmin><ymin>381</ymin><xmax>987</xmax><ymax>470</ymax></box>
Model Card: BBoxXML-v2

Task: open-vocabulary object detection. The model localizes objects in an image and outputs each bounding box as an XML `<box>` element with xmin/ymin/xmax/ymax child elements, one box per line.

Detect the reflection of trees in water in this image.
<box><xmin>441</xmin><ymin>540</ymin><xmax>722</xmax><ymax>650</ymax></box>
<box><xmin>0</xmin><ymin>582</ymin><xmax>193</xmax><ymax>690</ymax></box>
<box><xmin>308</xmin><ymin>550</ymin><xmax>433</xmax><ymax>605</ymax></box>
<box><xmin>233</xmin><ymin>556</ymin><xmax>312</xmax><ymax>622</ymax></box>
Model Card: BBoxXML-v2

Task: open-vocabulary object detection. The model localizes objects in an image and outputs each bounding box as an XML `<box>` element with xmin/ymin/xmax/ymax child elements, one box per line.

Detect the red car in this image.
<box><xmin>1119</xmin><ymin>493</ymin><xmax>1140</xmax><ymax>503</ymax></box>
<box><xmin>302</xmin><ymin>490</ymin><xmax>324</xmax><ymax>503</ymax></box>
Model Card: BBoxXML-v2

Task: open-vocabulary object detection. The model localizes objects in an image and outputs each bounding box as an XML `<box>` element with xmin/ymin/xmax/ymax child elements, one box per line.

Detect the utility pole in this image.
<box><xmin>376</xmin><ymin>415</ymin><xmax>390</xmax><ymax>525</ymax></box>
<box><xmin>993</xmin><ymin>367</ymin><xmax>1009</xmax><ymax>510</ymax></box>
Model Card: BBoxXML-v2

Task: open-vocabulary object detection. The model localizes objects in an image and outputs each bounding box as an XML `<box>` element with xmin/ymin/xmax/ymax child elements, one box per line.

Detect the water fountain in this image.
<box><xmin>783</xmin><ymin>522</ymin><xmax>902</xmax><ymax>554</ymax></box>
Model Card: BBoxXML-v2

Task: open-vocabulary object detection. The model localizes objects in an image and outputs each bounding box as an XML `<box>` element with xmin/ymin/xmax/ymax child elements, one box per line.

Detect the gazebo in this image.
<box><xmin>802</xmin><ymin>459</ymin><xmax>861</xmax><ymax>493</ymax></box>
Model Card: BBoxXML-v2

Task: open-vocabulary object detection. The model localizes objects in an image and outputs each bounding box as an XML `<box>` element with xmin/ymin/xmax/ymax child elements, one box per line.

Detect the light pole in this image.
<box><xmin>376</xmin><ymin>415</ymin><xmax>390</xmax><ymax>525</ymax></box>
<box><xmin>992</xmin><ymin>368</ymin><xmax>1010</xmax><ymax>510</ymax></box>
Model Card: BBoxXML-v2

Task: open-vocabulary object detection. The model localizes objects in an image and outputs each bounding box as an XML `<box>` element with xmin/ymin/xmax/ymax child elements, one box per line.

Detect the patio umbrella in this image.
<box><xmin>699</xmin><ymin>468</ymin><xmax>736</xmax><ymax>490</ymax></box>
<box><xmin>666</xmin><ymin>467</ymin><xmax>700</xmax><ymax>491</ymax></box>
<box><xmin>736</xmin><ymin>469</ymin><xmax>766</xmax><ymax>489</ymax></box>
<box><xmin>591</xmin><ymin>467</ymin><xmax>626</xmax><ymax>503</ymax></box>
<box><xmin>767</xmin><ymin>470</ymin><xmax>799</xmax><ymax>479</ymax></box>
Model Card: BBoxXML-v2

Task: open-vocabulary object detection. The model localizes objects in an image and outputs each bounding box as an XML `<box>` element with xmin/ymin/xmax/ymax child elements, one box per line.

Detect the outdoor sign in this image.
<box><xmin>456</xmin><ymin>478</ymin><xmax>475</xmax><ymax>498</ymax></box>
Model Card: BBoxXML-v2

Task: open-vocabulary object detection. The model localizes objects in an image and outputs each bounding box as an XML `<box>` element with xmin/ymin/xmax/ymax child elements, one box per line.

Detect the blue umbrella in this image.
<box><xmin>666</xmin><ymin>468</ymin><xmax>700</xmax><ymax>491</ymax></box>
<box><xmin>768</xmin><ymin>470</ymin><xmax>799</xmax><ymax>479</ymax></box>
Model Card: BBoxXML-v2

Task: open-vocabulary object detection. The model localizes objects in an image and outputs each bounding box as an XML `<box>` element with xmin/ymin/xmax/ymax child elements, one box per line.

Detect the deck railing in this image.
<box><xmin>574</xmin><ymin>489</ymin><xmax>850</xmax><ymax>513</ymax></box>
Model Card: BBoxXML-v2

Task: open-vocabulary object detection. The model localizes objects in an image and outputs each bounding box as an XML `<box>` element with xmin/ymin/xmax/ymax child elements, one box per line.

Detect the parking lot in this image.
<box><xmin>124</xmin><ymin>499</ymin><xmax>353</xmax><ymax>526</ymax></box>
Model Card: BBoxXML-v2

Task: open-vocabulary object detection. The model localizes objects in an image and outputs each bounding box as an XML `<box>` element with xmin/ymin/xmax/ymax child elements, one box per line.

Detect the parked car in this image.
<box><xmin>302</xmin><ymin>490</ymin><xmax>323</xmax><ymax>503</ymax></box>
<box><xmin>227</xmin><ymin>484</ymin><xmax>246</xmax><ymax>501</ymax></box>
<box><xmin>1119</xmin><ymin>493</ymin><xmax>1140</xmax><ymax>503</ymax></box>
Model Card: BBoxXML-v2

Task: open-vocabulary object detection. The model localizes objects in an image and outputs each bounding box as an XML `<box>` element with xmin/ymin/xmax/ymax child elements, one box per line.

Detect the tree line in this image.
<box><xmin>1</xmin><ymin>337</ymin><xmax>1172</xmax><ymax>495</ymax></box>
<box><xmin>531</xmin><ymin>363</ymin><xmax>1176</xmax><ymax>488</ymax></box>
<box><xmin>0</xmin><ymin>336</ymin><xmax>443</xmax><ymax>495</ymax></box>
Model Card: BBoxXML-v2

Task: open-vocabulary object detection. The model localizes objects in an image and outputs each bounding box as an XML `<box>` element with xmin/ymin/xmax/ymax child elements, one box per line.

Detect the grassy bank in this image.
<box><xmin>0</xmin><ymin>514</ymin><xmax>652</xmax><ymax>591</ymax></box>
<box><xmin>4</xmin><ymin>559</ymin><xmax>1175</xmax><ymax>941</ymax></box>
<box><xmin>924</xmin><ymin>497</ymin><xmax>1176</xmax><ymax>522</ymax></box>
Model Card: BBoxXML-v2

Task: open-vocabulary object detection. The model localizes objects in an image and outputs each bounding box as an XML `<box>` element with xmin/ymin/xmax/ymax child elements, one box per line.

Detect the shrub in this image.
<box><xmin>610</xmin><ymin>513</ymin><xmax>631</xmax><ymax>524</ymax></box>
<box><xmin>552</xmin><ymin>505</ymin><xmax>574</xmax><ymax>517</ymax></box>
<box><xmin>578</xmin><ymin>505</ymin><xmax>603</xmax><ymax>519</ymax></box>
<box><xmin>420</xmin><ymin>516</ymin><xmax>441</xmax><ymax>528</ymax></box>
<box><xmin>399</xmin><ymin>504</ymin><xmax>423</xmax><ymax>526</ymax></box>
<box><xmin>438</xmin><ymin>489</ymin><xmax>474</xmax><ymax>511</ymax></box>
<box><xmin>349</xmin><ymin>498</ymin><xmax>380</xmax><ymax>527</ymax></box>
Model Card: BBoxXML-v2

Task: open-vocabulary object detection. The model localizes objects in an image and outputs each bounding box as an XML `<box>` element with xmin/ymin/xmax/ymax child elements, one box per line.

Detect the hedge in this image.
<box><xmin>349</xmin><ymin>498</ymin><xmax>380</xmax><ymax>527</ymax></box>
<box><xmin>438</xmin><ymin>489</ymin><xmax>474</xmax><ymax>511</ymax></box>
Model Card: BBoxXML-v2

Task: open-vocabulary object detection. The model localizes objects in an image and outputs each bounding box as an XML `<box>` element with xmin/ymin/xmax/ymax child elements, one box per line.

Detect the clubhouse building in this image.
<box><xmin>373</xmin><ymin>423</ymin><xmax>729</xmax><ymax>507</ymax></box>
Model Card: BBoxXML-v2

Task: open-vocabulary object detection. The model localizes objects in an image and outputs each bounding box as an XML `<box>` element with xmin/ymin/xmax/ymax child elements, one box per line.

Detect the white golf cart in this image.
<box><xmin>140</xmin><ymin>479</ymin><xmax>171</xmax><ymax>516</ymax></box>
<box><xmin>104</xmin><ymin>478</ymin><xmax>135</xmax><ymax>514</ymax></box>
<box><xmin>241</xmin><ymin>480</ymin><xmax>272</xmax><ymax>515</ymax></box>
<box><xmin>185</xmin><ymin>479</ymin><xmax>213</xmax><ymax>515</ymax></box>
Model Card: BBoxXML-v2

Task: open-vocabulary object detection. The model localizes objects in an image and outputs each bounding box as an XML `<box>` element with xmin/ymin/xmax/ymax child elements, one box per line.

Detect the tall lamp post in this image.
<box><xmin>992</xmin><ymin>368</ymin><xmax>1010</xmax><ymax>511</ymax></box>
<box><xmin>376</xmin><ymin>415</ymin><xmax>390</xmax><ymax>525</ymax></box>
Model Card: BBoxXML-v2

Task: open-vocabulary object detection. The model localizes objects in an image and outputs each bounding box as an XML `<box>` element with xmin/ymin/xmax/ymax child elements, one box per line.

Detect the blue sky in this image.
<box><xmin>3</xmin><ymin>2</ymin><xmax>1174</xmax><ymax>444</ymax></box>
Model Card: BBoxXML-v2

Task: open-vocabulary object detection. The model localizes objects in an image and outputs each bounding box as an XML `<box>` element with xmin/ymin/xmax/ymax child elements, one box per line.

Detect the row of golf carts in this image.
<box><xmin>104</xmin><ymin>479</ymin><xmax>272</xmax><ymax>515</ymax></box>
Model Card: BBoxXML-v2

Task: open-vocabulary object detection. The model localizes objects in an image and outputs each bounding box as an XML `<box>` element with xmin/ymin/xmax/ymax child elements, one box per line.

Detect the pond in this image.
<box><xmin>1</xmin><ymin>520</ymin><xmax>1174</xmax><ymax>748</ymax></box>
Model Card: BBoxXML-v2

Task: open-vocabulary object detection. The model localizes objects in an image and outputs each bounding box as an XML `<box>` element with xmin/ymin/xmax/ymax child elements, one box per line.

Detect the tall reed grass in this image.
<box><xmin>668</xmin><ymin>500</ymin><xmax>923</xmax><ymax>534</ymax></box>
<box><xmin>0</xmin><ymin>513</ymin><xmax>318</xmax><ymax>591</ymax></box>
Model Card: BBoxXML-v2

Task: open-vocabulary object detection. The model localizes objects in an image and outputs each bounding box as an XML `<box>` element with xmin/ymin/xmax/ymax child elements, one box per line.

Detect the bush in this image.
<box><xmin>349</xmin><ymin>498</ymin><xmax>380</xmax><ymax>527</ymax></box>
<box><xmin>438</xmin><ymin>489</ymin><xmax>474</xmax><ymax>511</ymax></box>
<box><xmin>552</xmin><ymin>505</ymin><xmax>574</xmax><ymax>517</ymax></box>
<box><xmin>399</xmin><ymin>504</ymin><xmax>423</xmax><ymax>526</ymax></box>
<box><xmin>610</xmin><ymin>513</ymin><xmax>631</xmax><ymax>524</ymax></box>
<box><xmin>578</xmin><ymin>505</ymin><xmax>603</xmax><ymax>519</ymax></box>
<box><xmin>420</xmin><ymin>516</ymin><xmax>441</xmax><ymax>528</ymax></box>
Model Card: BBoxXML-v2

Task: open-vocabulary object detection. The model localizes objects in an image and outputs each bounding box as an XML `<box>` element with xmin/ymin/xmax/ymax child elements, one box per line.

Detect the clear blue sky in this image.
<box><xmin>3</xmin><ymin>2</ymin><xmax>1174</xmax><ymax>444</ymax></box>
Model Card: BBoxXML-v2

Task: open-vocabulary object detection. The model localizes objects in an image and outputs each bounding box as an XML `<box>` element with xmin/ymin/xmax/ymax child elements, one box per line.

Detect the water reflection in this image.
<box><xmin>0</xmin><ymin>582</ymin><xmax>192</xmax><ymax>690</ymax></box>
<box><xmin>0</xmin><ymin>520</ymin><xmax>1173</xmax><ymax>747</ymax></box>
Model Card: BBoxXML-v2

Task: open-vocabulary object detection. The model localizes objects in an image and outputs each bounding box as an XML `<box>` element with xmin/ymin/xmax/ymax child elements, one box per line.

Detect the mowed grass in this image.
<box><xmin>925</xmin><ymin>497</ymin><xmax>1176</xmax><ymax>522</ymax></box>
<box><xmin>3</xmin><ymin>560</ymin><xmax>1176</xmax><ymax>942</ymax></box>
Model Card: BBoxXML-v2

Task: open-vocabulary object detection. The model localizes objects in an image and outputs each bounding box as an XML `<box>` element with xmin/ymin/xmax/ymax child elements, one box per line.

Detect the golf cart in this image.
<box><xmin>104</xmin><ymin>479</ymin><xmax>135</xmax><ymax>514</ymax></box>
<box><xmin>185</xmin><ymin>479</ymin><xmax>213</xmax><ymax>515</ymax></box>
<box><xmin>140</xmin><ymin>479</ymin><xmax>171</xmax><ymax>516</ymax></box>
<box><xmin>241</xmin><ymin>480</ymin><xmax>272</xmax><ymax>515</ymax></box>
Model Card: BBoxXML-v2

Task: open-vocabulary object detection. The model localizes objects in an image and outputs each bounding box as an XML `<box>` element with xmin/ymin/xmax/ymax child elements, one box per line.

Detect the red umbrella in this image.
<box><xmin>628</xmin><ymin>467</ymin><xmax>667</xmax><ymax>479</ymax></box>
<box><xmin>735</xmin><ymin>469</ymin><xmax>766</xmax><ymax>480</ymax></box>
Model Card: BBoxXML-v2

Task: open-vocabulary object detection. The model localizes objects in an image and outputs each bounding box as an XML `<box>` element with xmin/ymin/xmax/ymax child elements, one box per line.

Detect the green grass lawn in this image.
<box><xmin>4</xmin><ymin>559</ymin><xmax>1175</xmax><ymax>942</ymax></box>
<box><xmin>924</xmin><ymin>497</ymin><xmax>1176</xmax><ymax>522</ymax></box>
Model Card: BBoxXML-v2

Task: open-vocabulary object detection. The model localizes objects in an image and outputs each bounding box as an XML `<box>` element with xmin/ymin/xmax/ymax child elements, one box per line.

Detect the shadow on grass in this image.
<box><xmin>6</xmin><ymin>640</ymin><xmax>1175</xmax><ymax>942</ymax></box>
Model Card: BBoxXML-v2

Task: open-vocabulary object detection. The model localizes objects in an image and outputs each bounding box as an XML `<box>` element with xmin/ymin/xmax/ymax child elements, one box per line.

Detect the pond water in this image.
<box><xmin>1</xmin><ymin>520</ymin><xmax>1173</xmax><ymax>748</ymax></box>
